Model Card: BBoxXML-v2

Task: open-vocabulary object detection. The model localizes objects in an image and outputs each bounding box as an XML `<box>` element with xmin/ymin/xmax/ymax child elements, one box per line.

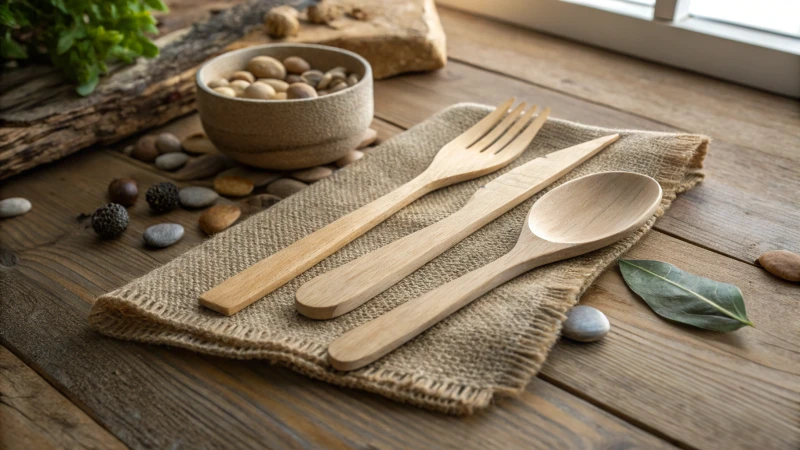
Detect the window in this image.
<box><xmin>438</xmin><ymin>0</ymin><xmax>800</xmax><ymax>98</ymax></box>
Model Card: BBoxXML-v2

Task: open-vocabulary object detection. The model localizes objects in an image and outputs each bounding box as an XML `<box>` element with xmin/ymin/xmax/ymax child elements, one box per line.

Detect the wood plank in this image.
<box><xmin>369</xmin><ymin>61</ymin><xmax>800</xmax><ymax>263</ymax></box>
<box><xmin>438</xmin><ymin>7</ymin><xmax>800</xmax><ymax>160</ymax></box>
<box><xmin>542</xmin><ymin>230</ymin><xmax>800</xmax><ymax>450</ymax></box>
<box><xmin>0</xmin><ymin>345</ymin><xmax>127</xmax><ymax>450</ymax></box>
<box><xmin>3</xmin><ymin>124</ymin><xmax>798</xmax><ymax>448</ymax></box>
<box><xmin>0</xmin><ymin>269</ymin><xmax>673</xmax><ymax>449</ymax></box>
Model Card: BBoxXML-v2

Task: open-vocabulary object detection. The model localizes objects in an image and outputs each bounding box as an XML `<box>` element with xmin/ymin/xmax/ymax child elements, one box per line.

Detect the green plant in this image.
<box><xmin>1</xmin><ymin>0</ymin><xmax>168</xmax><ymax>96</ymax></box>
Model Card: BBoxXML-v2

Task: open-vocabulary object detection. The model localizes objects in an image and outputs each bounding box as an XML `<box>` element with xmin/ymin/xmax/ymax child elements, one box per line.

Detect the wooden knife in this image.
<box><xmin>295</xmin><ymin>134</ymin><xmax>620</xmax><ymax>319</ymax></box>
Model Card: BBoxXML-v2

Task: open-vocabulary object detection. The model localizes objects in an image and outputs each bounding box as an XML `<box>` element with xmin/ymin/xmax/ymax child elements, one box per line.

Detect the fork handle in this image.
<box><xmin>199</xmin><ymin>174</ymin><xmax>434</xmax><ymax>315</ymax></box>
<box><xmin>295</xmin><ymin>198</ymin><xmax>501</xmax><ymax>319</ymax></box>
<box><xmin>327</xmin><ymin>247</ymin><xmax>541</xmax><ymax>371</ymax></box>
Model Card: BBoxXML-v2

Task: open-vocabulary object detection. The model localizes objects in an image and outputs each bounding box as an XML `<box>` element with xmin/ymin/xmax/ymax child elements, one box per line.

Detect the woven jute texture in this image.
<box><xmin>89</xmin><ymin>103</ymin><xmax>708</xmax><ymax>415</ymax></box>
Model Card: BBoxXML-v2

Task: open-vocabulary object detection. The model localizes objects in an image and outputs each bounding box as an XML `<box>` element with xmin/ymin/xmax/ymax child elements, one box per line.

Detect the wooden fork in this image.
<box><xmin>199</xmin><ymin>99</ymin><xmax>551</xmax><ymax>315</ymax></box>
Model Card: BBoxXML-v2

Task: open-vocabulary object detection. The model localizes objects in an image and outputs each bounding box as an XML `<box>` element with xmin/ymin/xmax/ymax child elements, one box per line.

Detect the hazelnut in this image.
<box><xmin>264</xmin><ymin>6</ymin><xmax>300</xmax><ymax>38</ymax></box>
<box><xmin>208</xmin><ymin>79</ymin><xmax>230</xmax><ymax>89</ymax></box>
<box><xmin>108</xmin><ymin>178</ymin><xmax>139</xmax><ymax>206</ymax></box>
<box><xmin>243</xmin><ymin>82</ymin><xmax>276</xmax><ymax>100</ymax></box>
<box><xmin>247</xmin><ymin>56</ymin><xmax>286</xmax><ymax>80</ymax></box>
<box><xmin>283</xmin><ymin>56</ymin><xmax>310</xmax><ymax>74</ymax></box>
<box><xmin>286</xmin><ymin>83</ymin><xmax>318</xmax><ymax>99</ymax></box>
<box><xmin>230</xmin><ymin>70</ymin><xmax>255</xmax><ymax>83</ymax></box>
<box><xmin>213</xmin><ymin>86</ymin><xmax>237</xmax><ymax>97</ymax></box>
<box><xmin>132</xmin><ymin>135</ymin><xmax>159</xmax><ymax>162</ymax></box>
<box><xmin>256</xmin><ymin>78</ymin><xmax>289</xmax><ymax>92</ymax></box>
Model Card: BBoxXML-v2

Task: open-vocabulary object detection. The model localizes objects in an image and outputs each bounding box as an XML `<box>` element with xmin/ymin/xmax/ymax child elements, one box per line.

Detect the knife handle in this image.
<box><xmin>295</xmin><ymin>196</ymin><xmax>503</xmax><ymax>319</ymax></box>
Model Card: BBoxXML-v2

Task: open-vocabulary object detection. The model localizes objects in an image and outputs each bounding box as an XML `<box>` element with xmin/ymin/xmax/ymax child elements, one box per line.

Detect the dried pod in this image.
<box><xmin>208</xmin><ymin>79</ymin><xmax>230</xmax><ymax>89</ymax></box>
<box><xmin>307</xmin><ymin>1</ymin><xmax>344</xmax><ymax>24</ymax></box>
<box><xmin>243</xmin><ymin>82</ymin><xmax>276</xmax><ymax>100</ymax></box>
<box><xmin>265</xmin><ymin>5</ymin><xmax>300</xmax><ymax>38</ymax></box>
<box><xmin>757</xmin><ymin>250</ymin><xmax>800</xmax><ymax>282</ymax></box>
<box><xmin>300</xmin><ymin>70</ymin><xmax>324</xmax><ymax>87</ymax></box>
<box><xmin>257</xmin><ymin>78</ymin><xmax>289</xmax><ymax>92</ymax></box>
<box><xmin>286</xmin><ymin>83</ymin><xmax>318</xmax><ymax>99</ymax></box>
<box><xmin>247</xmin><ymin>56</ymin><xmax>286</xmax><ymax>79</ymax></box>
<box><xmin>230</xmin><ymin>71</ymin><xmax>255</xmax><ymax>83</ymax></box>
<box><xmin>283</xmin><ymin>56</ymin><xmax>311</xmax><ymax>74</ymax></box>
<box><xmin>213</xmin><ymin>86</ymin><xmax>237</xmax><ymax>97</ymax></box>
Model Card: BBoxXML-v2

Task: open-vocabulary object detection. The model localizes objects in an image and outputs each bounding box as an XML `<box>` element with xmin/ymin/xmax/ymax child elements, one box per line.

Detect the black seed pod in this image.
<box><xmin>146</xmin><ymin>182</ymin><xmax>179</xmax><ymax>213</ymax></box>
<box><xmin>91</xmin><ymin>203</ymin><xmax>129</xmax><ymax>239</ymax></box>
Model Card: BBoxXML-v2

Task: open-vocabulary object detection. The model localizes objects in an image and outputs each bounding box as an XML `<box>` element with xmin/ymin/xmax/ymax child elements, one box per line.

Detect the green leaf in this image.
<box><xmin>76</xmin><ymin>66</ymin><xmax>99</xmax><ymax>96</ymax></box>
<box><xmin>57</xmin><ymin>28</ymin><xmax>80</xmax><ymax>55</ymax></box>
<box><xmin>1</xmin><ymin>32</ymin><xmax>28</xmax><ymax>59</ymax></box>
<box><xmin>143</xmin><ymin>0</ymin><xmax>169</xmax><ymax>12</ymax></box>
<box><xmin>619</xmin><ymin>259</ymin><xmax>754</xmax><ymax>332</ymax></box>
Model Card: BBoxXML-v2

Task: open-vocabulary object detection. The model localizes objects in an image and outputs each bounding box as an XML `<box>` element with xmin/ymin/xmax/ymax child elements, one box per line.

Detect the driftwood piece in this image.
<box><xmin>0</xmin><ymin>0</ymin><xmax>446</xmax><ymax>181</ymax></box>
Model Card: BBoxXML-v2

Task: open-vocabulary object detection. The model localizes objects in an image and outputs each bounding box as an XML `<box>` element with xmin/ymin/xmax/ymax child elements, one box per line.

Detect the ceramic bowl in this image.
<box><xmin>196</xmin><ymin>43</ymin><xmax>373</xmax><ymax>170</ymax></box>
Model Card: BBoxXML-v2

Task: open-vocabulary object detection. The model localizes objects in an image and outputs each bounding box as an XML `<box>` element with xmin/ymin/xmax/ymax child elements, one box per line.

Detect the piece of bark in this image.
<box><xmin>0</xmin><ymin>0</ymin><xmax>446</xmax><ymax>180</ymax></box>
<box><xmin>0</xmin><ymin>0</ymin><xmax>284</xmax><ymax>181</ymax></box>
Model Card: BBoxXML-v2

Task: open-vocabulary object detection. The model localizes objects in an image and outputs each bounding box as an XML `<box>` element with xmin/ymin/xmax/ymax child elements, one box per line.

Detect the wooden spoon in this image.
<box><xmin>328</xmin><ymin>171</ymin><xmax>663</xmax><ymax>371</ymax></box>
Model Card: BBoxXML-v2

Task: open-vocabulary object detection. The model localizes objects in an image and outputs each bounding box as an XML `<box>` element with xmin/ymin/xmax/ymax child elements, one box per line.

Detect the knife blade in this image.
<box><xmin>295</xmin><ymin>134</ymin><xmax>620</xmax><ymax>319</ymax></box>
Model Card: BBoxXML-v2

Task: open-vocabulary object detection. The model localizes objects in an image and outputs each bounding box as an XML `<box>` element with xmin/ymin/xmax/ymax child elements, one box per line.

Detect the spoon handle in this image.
<box><xmin>327</xmin><ymin>247</ymin><xmax>546</xmax><ymax>371</ymax></box>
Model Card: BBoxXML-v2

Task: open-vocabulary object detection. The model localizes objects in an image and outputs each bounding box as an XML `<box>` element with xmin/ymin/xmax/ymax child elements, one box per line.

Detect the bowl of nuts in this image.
<box><xmin>196</xmin><ymin>43</ymin><xmax>373</xmax><ymax>170</ymax></box>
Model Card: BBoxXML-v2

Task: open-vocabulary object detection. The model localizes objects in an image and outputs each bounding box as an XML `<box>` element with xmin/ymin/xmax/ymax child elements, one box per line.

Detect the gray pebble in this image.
<box><xmin>155</xmin><ymin>153</ymin><xmax>189</xmax><ymax>171</ymax></box>
<box><xmin>179</xmin><ymin>186</ymin><xmax>219</xmax><ymax>209</ymax></box>
<box><xmin>143</xmin><ymin>223</ymin><xmax>184</xmax><ymax>248</ymax></box>
<box><xmin>562</xmin><ymin>305</ymin><xmax>610</xmax><ymax>342</ymax></box>
<box><xmin>0</xmin><ymin>197</ymin><xmax>32</xmax><ymax>218</ymax></box>
<box><xmin>266</xmin><ymin>178</ymin><xmax>308</xmax><ymax>198</ymax></box>
<box><xmin>156</xmin><ymin>133</ymin><xmax>182</xmax><ymax>154</ymax></box>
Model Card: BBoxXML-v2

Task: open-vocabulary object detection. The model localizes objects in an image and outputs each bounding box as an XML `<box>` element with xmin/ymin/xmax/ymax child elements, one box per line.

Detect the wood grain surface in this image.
<box><xmin>1</xmin><ymin>2</ymin><xmax>798</xmax><ymax>449</ymax></box>
<box><xmin>0</xmin><ymin>346</ymin><xmax>126</xmax><ymax>450</ymax></box>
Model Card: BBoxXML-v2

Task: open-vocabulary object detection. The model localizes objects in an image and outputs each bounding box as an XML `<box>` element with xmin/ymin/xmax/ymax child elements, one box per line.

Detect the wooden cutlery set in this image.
<box><xmin>200</xmin><ymin>99</ymin><xmax>663</xmax><ymax>371</ymax></box>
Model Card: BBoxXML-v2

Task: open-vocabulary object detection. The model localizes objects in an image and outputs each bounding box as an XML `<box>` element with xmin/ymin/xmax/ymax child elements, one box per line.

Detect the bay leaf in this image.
<box><xmin>619</xmin><ymin>259</ymin><xmax>754</xmax><ymax>332</ymax></box>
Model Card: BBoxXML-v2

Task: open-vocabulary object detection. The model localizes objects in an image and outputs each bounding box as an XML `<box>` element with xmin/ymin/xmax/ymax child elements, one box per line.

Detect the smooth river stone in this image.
<box><xmin>266</xmin><ymin>178</ymin><xmax>308</xmax><ymax>198</ymax></box>
<box><xmin>216</xmin><ymin>167</ymin><xmax>281</xmax><ymax>187</ymax></box>
<box><xmin>0</xmin><ymin>197</ymin><xmax>32</xmax><ymax>218</ymax></box>
<box><xmin>335</xmin><ymin>150</ymin><xmax>364</xmax><ymax>167</ymax></box>
<box><xmin>562</xmin><ymin>306</ymin><xmax>610</xmax><ymax>342</ymax></box>
<box><xmin>143</xmin><ymin>223</ymin><xmax>184</xmax><ymax>248</ymax></box>
<box><xmin>357</xmin><ymin>128</ymin><xmax>378</xmax><ymax>149</ymax></box>
<box><xmin>179</xmin><ymin>187</ymin><xmax>219</xmax><ymax>209</ymax></box>
<box><xmin>213</xmin><ymin>176</ymin><xmax>254</xmax><ymax>197</ymax></box>
<box><xmin>181</xmin><ymin>134</ymin><xmax>218</xmax><ymax>155</ymax></box>
<box><xmin>246</xmin><ymin>193</ymin><xmax>282</xmax><ymax>209</ymax></box>
<box><xmin>155</xmin><ymin>152</ymin><xmax>189</xmax><ymax>171</ymax></box>
<box><xmin>199</xmin><ymin>205</ymin><xmax>241</xmax><ymax>235</ymax></box>
<box><xmin>172</xmin><ymin>154</ymin><xmax>237</xmax><ymax>181</ymax></box>
<box><xmin>291</xmin><ymin>166</ymin><xmax>333</xmax><ymax>183</ymax></box>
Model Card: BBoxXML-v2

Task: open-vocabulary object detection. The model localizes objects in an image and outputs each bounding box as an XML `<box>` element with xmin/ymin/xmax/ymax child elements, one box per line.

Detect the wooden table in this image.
<box><xmin>1</xmin><ymin>4</ymin><xmax>798</xmax><ymax>450</ymax></box>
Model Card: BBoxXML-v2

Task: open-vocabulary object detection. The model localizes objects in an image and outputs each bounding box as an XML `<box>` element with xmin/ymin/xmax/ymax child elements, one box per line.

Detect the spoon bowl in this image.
<box><xmin>328</xmin><ymin>171</ymin><xmax>663</xmax><ymax>371</ymax></box>
<box><xmin>528</xmin><ymin>171</ymin><xmax>662</xmax><ymax>245</ymax></box>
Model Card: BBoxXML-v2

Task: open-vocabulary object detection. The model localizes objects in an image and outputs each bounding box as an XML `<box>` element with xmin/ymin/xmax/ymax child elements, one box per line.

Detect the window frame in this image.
<box><xmin>437</xmin><ymin>0</ymin><xmax>800</xmax><ymax>98</ymax></box>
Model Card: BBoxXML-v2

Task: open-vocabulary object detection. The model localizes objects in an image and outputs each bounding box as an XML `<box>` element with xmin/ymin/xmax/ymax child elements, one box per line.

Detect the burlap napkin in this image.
<box><xmin>89</xmin><ymin>103</ymin><xmax>708</xmax><ymax>415</ymax></box>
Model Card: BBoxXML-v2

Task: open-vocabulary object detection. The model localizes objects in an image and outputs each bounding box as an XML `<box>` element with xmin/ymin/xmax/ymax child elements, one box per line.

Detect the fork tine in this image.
<box><xmin>448</xmin><ymin>98</ymin><xmax>515</xmax><ymax>148</ymax></box>
<box><xmin>468</xmin><ymin>102</ymin><xmax>527</xmax><ymax>152</ymax></box>
<box><xmin>492</xmin><ymin>107</ymin><xmax>551</xmax><ymax>157</ymax></box>
<box><xmin>481</xmin><ymin>105</ymin><xmax>538</xmax><ymax>155</ymax></box>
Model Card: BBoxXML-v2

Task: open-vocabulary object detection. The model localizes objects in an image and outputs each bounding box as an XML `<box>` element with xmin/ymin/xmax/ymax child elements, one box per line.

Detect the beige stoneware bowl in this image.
<box><xmin>196</xmin><ymin>43</ymin><xmax>373</xmax><ymax>170</ymax></box>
